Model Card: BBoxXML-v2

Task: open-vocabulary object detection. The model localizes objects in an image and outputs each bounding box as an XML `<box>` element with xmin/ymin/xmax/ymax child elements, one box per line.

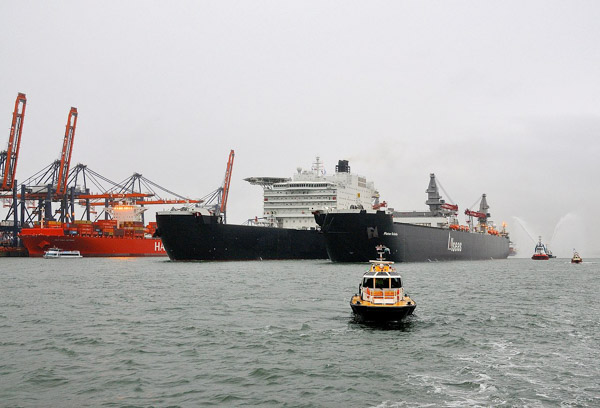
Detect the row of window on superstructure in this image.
<box><xmin>274</xmin><ymin>183</ymin><xmax>330</xmax><ymax>188</ymax></box>
<box><xmin>266</xmin><ymin>191</ymin><xmax>333</xmax><ymax>196</ymax></box>
<box><xmin>264</xmin><ymin>195</ymin><xmax>334</xmax><ymax>200</ymax></box>
<box><xmin>264</xmin><ymin>201</ymin><xmax>331</xmax><ymax>208</ymax></box>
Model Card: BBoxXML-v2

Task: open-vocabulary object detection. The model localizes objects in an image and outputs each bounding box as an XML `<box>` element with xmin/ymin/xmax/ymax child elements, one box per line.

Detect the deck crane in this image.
<box><xmin>464</xmin><ymin>209</ymin><xmax>487</xmax><ymax>219</ymax></box>
<box><xmin>371</xmin><ymin>191</ymin><xmax>387</xmax><ymax>210</ymax></box>
<box><xmin>196</xmin><ymin>150</ymin><xmax>235</xmax><ymax>223</ymax></box>
<box><xmin>220</xmin><ymin>149</ymin><xmax>235</xmax><ymax>222</ymax></box>
<box><xmin>464</xmin><ymin>194</ymin><xmax>490</xmax><ymax>232</ymax></box>
<box><xmin>425</xmin><ymin>174</ymin><xmax>460</xmax><ymax>227</ymax></box>
<box><xmin>1</xmin><ymin>93</ymin><xmax>27</xmax><ymax>192</ymax></box>
<box><xmin>434</xmin><ymin>176</ymin><xmax>459</xmax><ymax>214</ymax></box>
<box><xmin>441</xmin><ymin>203</ymin><xmax>459</xmax><ymax>212</ymax></box>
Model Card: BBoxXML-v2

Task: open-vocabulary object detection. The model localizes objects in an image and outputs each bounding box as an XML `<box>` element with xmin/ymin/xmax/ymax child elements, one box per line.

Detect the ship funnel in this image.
<box><xmin>336</xmin><ymin>160</ymin><xmax>350</xmax><ymax>173</ymax></box>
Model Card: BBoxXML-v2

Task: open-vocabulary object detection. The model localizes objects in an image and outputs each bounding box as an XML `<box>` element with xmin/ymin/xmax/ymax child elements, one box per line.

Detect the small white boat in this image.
<box><xmin>43</xmin><ymin>247</ymin><xmax>82</xmax><ymax>259</ymax></box>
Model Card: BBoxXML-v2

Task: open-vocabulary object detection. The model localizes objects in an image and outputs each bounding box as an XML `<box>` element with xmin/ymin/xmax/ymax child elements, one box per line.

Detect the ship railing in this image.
<box><xmin>362</xmin><ymin>288</ymin><xmax>404</xmax><ymax>305</ymax></box>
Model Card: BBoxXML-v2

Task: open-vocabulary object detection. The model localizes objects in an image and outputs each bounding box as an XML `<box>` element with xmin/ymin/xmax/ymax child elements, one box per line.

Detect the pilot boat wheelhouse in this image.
<box><xmin>350</xmin><ymin>251</ymin><xmax>416</xmax><ymax>321</ymax></box>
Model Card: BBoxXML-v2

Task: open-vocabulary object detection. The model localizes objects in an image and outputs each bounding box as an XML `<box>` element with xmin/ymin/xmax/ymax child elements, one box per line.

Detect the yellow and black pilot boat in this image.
<box><xmin>350</xmin><ymin>248</ymin><xmax>416</xmax><ymax>321</ymax></box>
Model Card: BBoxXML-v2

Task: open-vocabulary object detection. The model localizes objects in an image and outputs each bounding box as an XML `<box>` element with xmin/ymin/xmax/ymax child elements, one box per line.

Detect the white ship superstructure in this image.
<box><xmin>106</xmin><ymin>204</ymin><xmax>146</xmax><ymax>227</ymax></box>
<box><xmin>245</xmin><ymin>158</ymin><xmax>376</xmax><ymax>229</ymax></box>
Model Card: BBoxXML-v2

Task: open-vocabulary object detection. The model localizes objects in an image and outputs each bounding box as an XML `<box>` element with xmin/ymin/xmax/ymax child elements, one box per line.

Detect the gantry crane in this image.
<box><xmin>23</xmin><ymin>106</ymin><xmax>78</xmax><ymax>197</ymax></box>
<box><xmin>1</xmin><ymin>93</ymin><xmax>27</xmax><ymax>192</ymax></box>
<box><xmin>9</xmin><ymin>107</ymin><xmax>80</xmax><ymax>223</ymax></box>
<box><xmin>2</xmin><ymin>102</ymin><xmax>201</xmax><ymax>229</ymax></box>
<box><xmin>77</xmin><ymin>172</ymin><xmax>201</xmax><ymax>208</ymax></box>
<box><xmin>55</xmin><ymin>107</ymin><xmax>77</xmax><ymax>197</ymax></box>
<box><xmin>62</xmin><ymin>167</ymin><xmax>201</xmax><ymax>224</ymax></box>
<box><xmin>0</xmin><ymin>93</ymin><xmax>26</xmax><ymax>247</ymax></box>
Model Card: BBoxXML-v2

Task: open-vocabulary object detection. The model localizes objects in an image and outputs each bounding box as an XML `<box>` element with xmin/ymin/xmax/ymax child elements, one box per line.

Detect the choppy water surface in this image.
<box><xmin>1</xmin><ymin>257</ymin><xmax>599</xmax><ymax>407</ymax></box>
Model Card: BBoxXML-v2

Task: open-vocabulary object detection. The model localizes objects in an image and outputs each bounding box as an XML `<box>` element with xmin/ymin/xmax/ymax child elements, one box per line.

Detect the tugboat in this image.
<box><xmin>350</xmin><ymin>246</ymin><xmax>416</xmax><ymax>321</ymax></box>
<box><xmin>571</xmin><ymin>250</ymin><xmax>582</xmax><ymax>264</ymax></box>
<box><xmin>531</xmin><ymin>237</ymin><xmax>550</xmax><ymax>260</ymax></box>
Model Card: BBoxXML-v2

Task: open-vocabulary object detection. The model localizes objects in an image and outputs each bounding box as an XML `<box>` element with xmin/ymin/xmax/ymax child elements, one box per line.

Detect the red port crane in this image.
<box><xmin>220</xmin><ymin>149</ymin><xmax>235</xmax><ymax>217</ymax></box>
<box><xmin>55</xmin><ymin>107</ymin><xmax>78</xmax><ymax>197</ymax></box>
<box><xmin>1</xmin><ymin>93</ymin><xmax>27</xmax><ymax>191</ymax></box>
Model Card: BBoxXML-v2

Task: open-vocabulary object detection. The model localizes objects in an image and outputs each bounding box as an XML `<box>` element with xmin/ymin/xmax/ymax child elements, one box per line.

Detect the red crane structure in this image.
<box><xmin>464</xmin><ymin>194</ymin><xmax>491</xmax><ymax>232</ymax></box>
<box><xmin>1</xmin><ymin>93</ymin><xmax>27</xmax><ymax>192</ymax></box>
<box><xmin>464</xmin><ymin>209</ymin><xmax>486</xmax><ymax>219</ymax></box>
<box><xmin>220</xmin><ymin>149</ymin><xmax>235</xmax><ymax>219</ymax></box>
<box><xmin>16</xmin><ymin>106</ymin><xmax>80</xmax><ymax>200</ymax></box>
<box><xmin>195</xmin><ymin>149</ymin><xmax>236</xmax><ymax>223</ymax></box>
<box><xmin>441</xmin><ymin>203</ymin><xmax>459</xmax><ymax>212</ymax></box>
<box><xmin>372</xmin><ymin>201</ymin><xmax>387</xmax><ymax>210</ymax></box>
<box><xmin>55</xmin><ymin>107</ymin><xmax>78</xmax><ymax>197</ymax></box>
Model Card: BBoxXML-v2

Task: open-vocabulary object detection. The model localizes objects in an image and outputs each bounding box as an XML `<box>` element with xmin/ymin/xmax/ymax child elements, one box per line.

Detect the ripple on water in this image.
<box><xmin>24</xmin><ymin>367</ymin><xmax>69</xmax><ymax>387</ymax></box>
<box><xmin>1</xmin><ymin>258</ymin><xmax>600</xmax><ymax>406</ymax></box>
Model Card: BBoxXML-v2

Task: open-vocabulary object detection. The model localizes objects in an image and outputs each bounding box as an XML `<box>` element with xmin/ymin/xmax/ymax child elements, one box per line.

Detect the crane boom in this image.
<box><xmin>1</xmin><ymin>93</ymin><xmax>27</xmax><ymax>191</ymax></box>
<box><xmin>55</xmin><ymin>107</ymin><xmax>78</xmax><ymax>197</ymax></box>
<box><xmin>220</xmin><ymin>149</ymin><xmax>235</xmax><ymax>215</ymax></box>
<box><xmin>465</xmin><ymin>209</ymin><xmax>486</xmax><ymax>219</ymax></box>
<box><xmin>441</xmin><ymin>203</ymin><xmax>458</xmax><ymax>211</ymax></box>
<box><xmin>81</xmin><ymin>199</ymin><xmax>203</xmax><ymax>206</ymax></box>
<box><xmin>77</xmin><ymin>193</ymin><xmax>154</xmax><ymax>200</ymax></box>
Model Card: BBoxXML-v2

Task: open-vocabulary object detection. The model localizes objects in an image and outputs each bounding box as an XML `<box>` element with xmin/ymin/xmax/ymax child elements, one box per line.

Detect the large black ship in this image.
<box><xmin>314</xmin><ymin>174</ymin><xmax>510</xmax><ymax>262</ymax></box>
<box><xmin>155</xmin><ymin>157</ymin><xmax>377</xmax><ymax>261</ymax></box>
<box><xmin>155</xmin><ymin>209</ymin><xmax>327</xmax><ymax>260</ymax></box>
<box><xmin>314</xmin><ymin>210</ymin><xmax>509</xmax><ymax>262</ymax></box>
<box><xmin>156</xmin><ymin>155</ymin><xmax>510</xmax><ymax>262</ymax></box>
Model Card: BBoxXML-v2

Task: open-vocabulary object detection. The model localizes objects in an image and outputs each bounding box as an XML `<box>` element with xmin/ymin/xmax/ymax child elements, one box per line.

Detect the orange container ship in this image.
<box><xmin>19</xmin><ymin>205</ymin><xmax>166</xmax><ymax>257</ymax></box>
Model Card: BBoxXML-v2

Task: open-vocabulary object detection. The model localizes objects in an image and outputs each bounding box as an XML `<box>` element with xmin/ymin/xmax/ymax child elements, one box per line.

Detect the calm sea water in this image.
<box><xmin>1</xmin><ymin>257</ymin><xmax>599</xmax><ymax>407</ymax></box>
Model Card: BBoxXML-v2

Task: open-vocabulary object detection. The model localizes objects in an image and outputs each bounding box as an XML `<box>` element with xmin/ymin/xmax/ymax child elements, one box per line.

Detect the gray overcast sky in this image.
<box><xmin>1</xmin><ymin>1</ymin><xmax>599</xmax><ymax>257</ymax></box>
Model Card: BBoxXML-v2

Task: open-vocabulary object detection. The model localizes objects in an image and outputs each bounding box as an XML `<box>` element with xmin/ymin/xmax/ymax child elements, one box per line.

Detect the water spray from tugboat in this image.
<box><xmin>512</xmin><ymin>214</ymin><xmax>586</xmax><ymax>258</ymax></box>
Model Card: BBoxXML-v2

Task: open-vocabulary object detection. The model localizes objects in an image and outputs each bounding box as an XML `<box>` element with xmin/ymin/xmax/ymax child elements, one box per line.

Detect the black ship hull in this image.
<box><xmin>155</xmin><ymin>212</ymin><xmax>328</xmax><ymax>261</ymax></box>
<box><xmin>315</xmin><ymin>210</ymin><xmax>510</xmax><ymax>262</ymax></box>
<box><xmin>350</xmin><ymin>302</ymin><xmax>416</xmax><ymax>321</ymax></box>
